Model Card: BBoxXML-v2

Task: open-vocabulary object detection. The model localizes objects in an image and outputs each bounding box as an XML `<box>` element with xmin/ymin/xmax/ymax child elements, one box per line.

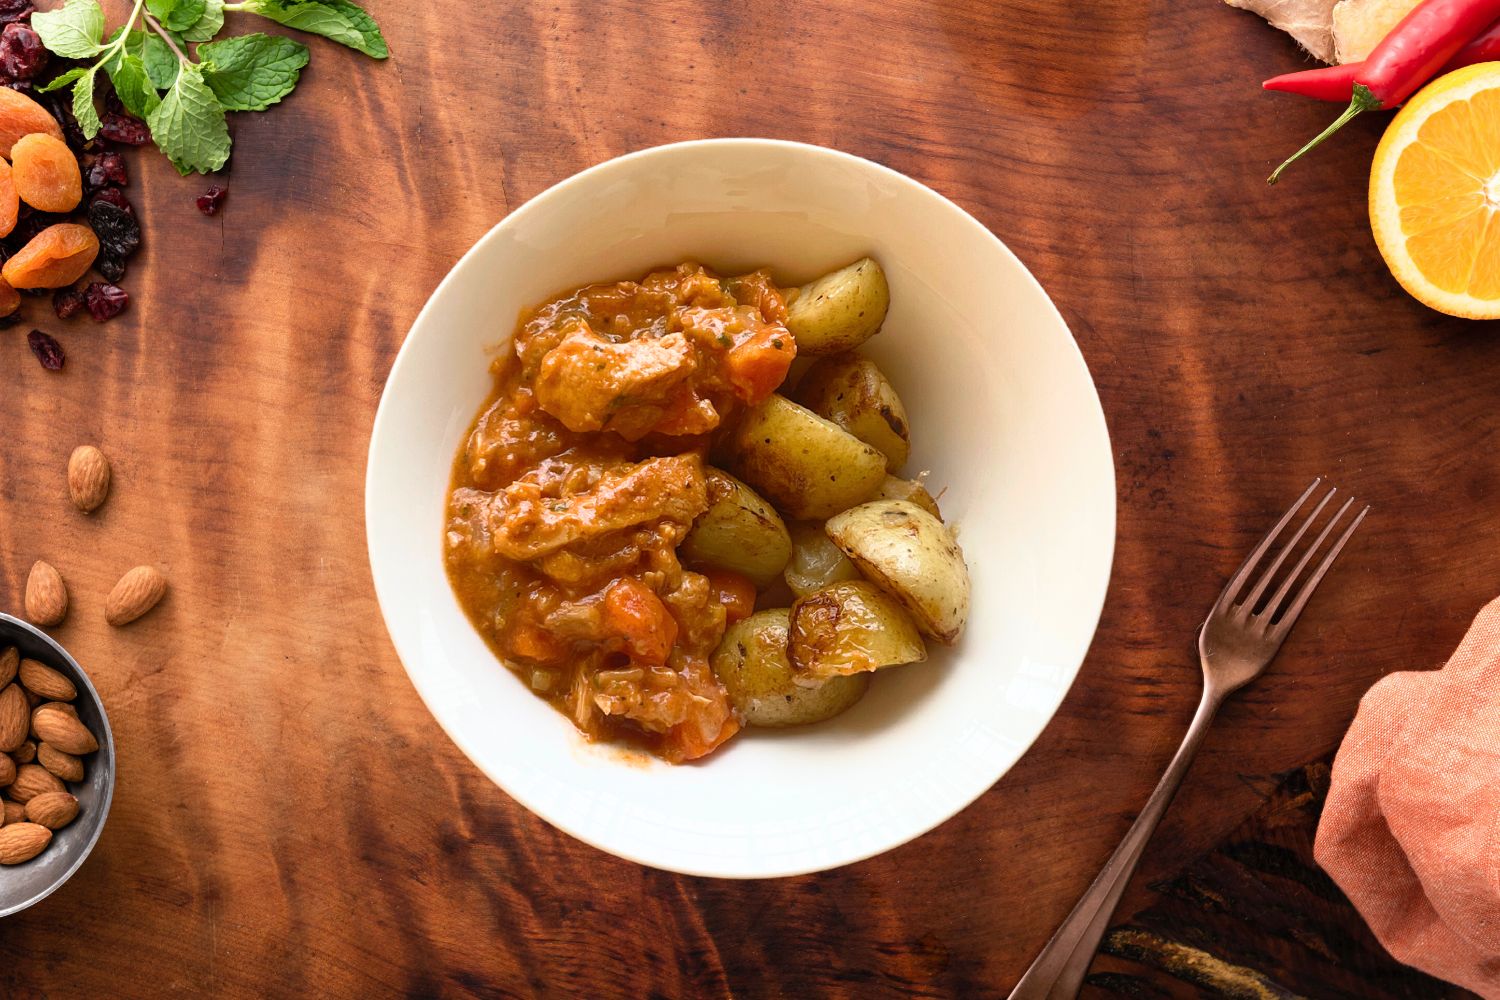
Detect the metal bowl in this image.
<box><xmin>0</xmin><ymin>613</ymin><xmax>114</xmax><ymax>916</ymax></box>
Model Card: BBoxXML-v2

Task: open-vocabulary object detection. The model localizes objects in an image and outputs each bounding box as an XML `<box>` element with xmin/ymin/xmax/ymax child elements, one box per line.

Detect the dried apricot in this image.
<box><xmin>0</xmin><ymin>157</ymin><xmax>17</xmax><ymax>238</ymax></box>
<box><xmin>0</xmin><ymin>87</ymin><xmax>61</xmax><ymax>157</ymax></box>
<box><xmin>0</xmin><ymin>275</ymin><xmax>18</xmax><ymax>316</ymax></box>
<box><xmin>2</xmin><ymin>223</ymin><xmax>98</xmax><ymax>288</ymax></box>
<box><xmin>11</xmin><ymin>133</ymin><xmax>79</xmax><ymax>212</ymax></box>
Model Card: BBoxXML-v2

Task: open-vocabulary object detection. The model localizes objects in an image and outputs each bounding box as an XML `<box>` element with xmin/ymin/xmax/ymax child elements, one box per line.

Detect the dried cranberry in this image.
<box><xmin>3</xmin><ymin>79</ymin><xmax>32</xmax><ymax>94</ymax></box>
<box><xmin>83</xmin><ymin>281</ymin><xmax>126</xmax><ymax>321</ymax></box>
<box><xmin>4</xmin><ymin>209</ymin><xmax>63</xmax><ymax>254</ymax></box>
<box><xmin>44</xmin><ymin>92</ymin><xmax>97</xmax><ymax>153</ymax></box>
<box><xmin>0</xmin><ymin>0</ymin><xmax>31</xmax><ymax>26</ymax></box>
<box><xmin>85</xmin><ymin>151</ymin><xmax>127</xmax><ymax>190</ymax></box>
<box><xmin>52</xmin><ymin>285</ymin><xmax>84</xmax><ymax>319</ymax></box>
<box><xmin>96</xmin><ymin>249</ymin><xmax>125</xmax><ymax>282</ymax></box>
<box><xmin>26</xmin><ymin>329</ymin><xmax>62</xmax><ymax>370</ymax></box>
<box><xmin>0</xmin><ymin>23</ymin><xmax>46</xmax><ymax>80</ymax></box>
<box><xmin>86</xmin><ymin>200</ymin><xmax>140</xmax><ymax>258</ymax></box>
<box><xmin>98</xmin><ymin>110</ymin><xmax>148</xmax><ymax>146</ymax></box>
<box><xmin>90</xmin><ymin>186</ymin><xmax>134</xmax><ymax>217</ymax></box>
<box><xmin>196</xmin><ymin>185</ymin><xmax>227</xmax><ymax>216</ymax></box>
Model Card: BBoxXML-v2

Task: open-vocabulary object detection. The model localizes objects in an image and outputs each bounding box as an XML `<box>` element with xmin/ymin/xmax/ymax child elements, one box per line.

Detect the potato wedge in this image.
<box><xmin>723</xmin><ymin>394</ymin><xmax>887</xmax><ymax>520</ymax></box>
<box><xmin>784</xmin><ymin>257</ymin><xmax>890</xmax><ymax>356</ymax></box>
<box><xmin>788</xmin><ymin>580</ymin><xmax>926</xmax><ymax>680</ymax></box>
<box><xmin>784</xmin><ymin>520</ymin><xmax>861</xmax><ymax>597</ymax></box>
<box><xmin>680</xmin><ymin>469</ymin><xmax>792</xmax><ymax>588</ymax></box>
<box><xmin>826</xmin><ymin>500</ymin><xmax>971</xmax><ymax>644</ymax></box>
<box><xmin>712</xmin><ymin>609</ymin><xmax>869</xmax><ymax>727</ymax></box>
<box><xmin>875</xmin><ymin>475</ymin><xmax>942</xmax><ymax>520</ymax></box>
<box><xmin>795</xmin><ymin>354</ymin><xmax>910</xmax><ymax>471</ymax></box>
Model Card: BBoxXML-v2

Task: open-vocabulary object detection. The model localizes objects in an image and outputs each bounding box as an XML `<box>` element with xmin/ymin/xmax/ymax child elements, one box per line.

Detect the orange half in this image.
<box><xmin>1370</xmin><ymin>62</ymin><xmax>1500</xmax><ymax>317</ymax></box>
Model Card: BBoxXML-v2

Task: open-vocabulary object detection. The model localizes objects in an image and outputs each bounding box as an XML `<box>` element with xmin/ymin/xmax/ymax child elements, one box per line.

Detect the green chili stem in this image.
<box><xmin>1268</xmin><ymin>84</ymin><xmax>1385</xmax><ymax>185</ymax></box>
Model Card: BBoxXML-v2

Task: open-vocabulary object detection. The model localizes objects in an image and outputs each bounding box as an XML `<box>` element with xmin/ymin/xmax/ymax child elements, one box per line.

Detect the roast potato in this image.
<box><xmin>825</xmin><ymin>500</ymin><xmax>971</xmax><ymax>644</ymax></box>
<box><xmin>788</xmin><ymin>580</ymin><xmax>926</xmax><ymax>680</ymax></box>
<box><xmin>784</xmin><ymin>520</ymin><xmax>861</xmax><ymax>597</ymax></box>
<box><xmin>795</xmin><ymin>354</ymin><xmax>911</xmax><ymax>471</ymax></box>
<box><xmin>711</xmin><ymin>609</ymin><xmax>869</xmax><ymax>726</ymax></box>
<box><xmin>680</xmin><ymin>469</ymin><xmax>792</xmax><ymax>588</ymax></box>
<box><xmin>723</xmin><ymin>394</ymin><xmax>887</xmax><ymax>520</ymax></box>
<box><xmin>784</xmin><ymin>257</ymin><xmax>890</xmax><ymax>356</ymax></box>
<box><xmin>875</xmin><ymin>474</ymin><xmax>942</xmax><ymax>520</ymax></box>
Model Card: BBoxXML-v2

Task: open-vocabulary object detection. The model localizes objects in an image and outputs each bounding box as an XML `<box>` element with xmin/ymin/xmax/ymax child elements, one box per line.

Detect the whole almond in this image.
<box><xmin>9</xmin><ymin>764</ymin><xmax>62</xmax><ymax>803</ymax></box>
<box><xmin>0</xmin><ymin>647</ymin><xmax>16</xmax><ymax>687</ymax></box>
<box><xmin>24</xmin><ymin>791</ymin><xmax>76</xmax><ymax>830</ymax></box>
<box><xmin>0</xmin><ymin>822</ymin><xmax>51</xmax><ymax>863</ymax></box>
<box><xmin>0</xmin><ymin>753</ymin><xmax>14</xmax><ymax>787</ymax></box>
<box><xmin>36</xmin><ymin>743</ymin><xmax>82</xmax><ymax>782</ymax></box>
<box><xmin>23</xmin><ymin>561</ymin><xmax>67</xmax><ymax>627</ymax></box>
<box><xmin>0</xmin><ymin>684</ymin><xmax>28</xmax><ymax>752</ymax></box>
<box><xmin>67</xmin><ymin>444</ymin><xmax>110</xmax><ymax>513</ymax></box>
<box><xmin>18</xmin><ymin>658</ymin><xmax>75</xmax><ymax>702</ymax></box>
<box><xmin>31</xmin><ymin>705</ymin><xmax>95</xmax><ymax>755</ymax></box>
<box><xmin>12</xmin><ymin>740</ymin><xmax>35</xmax><ymax>764</ymax></box>
<box><xmin>2</xmin><ymin>801</ymin><xmax>24</xmax><ymax>825</ymax></box>
<box><xmin>105</xmin><ymin>565</ymin><xmax>167</xmax><ymax>626</ymax></box>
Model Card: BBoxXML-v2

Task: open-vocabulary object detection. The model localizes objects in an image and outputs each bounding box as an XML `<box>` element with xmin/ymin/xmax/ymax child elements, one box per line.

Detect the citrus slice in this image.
<box><xmin>1370</xmin><ymin>62</ymin><xmax>1500</xmax><ymax>318</ymax></box>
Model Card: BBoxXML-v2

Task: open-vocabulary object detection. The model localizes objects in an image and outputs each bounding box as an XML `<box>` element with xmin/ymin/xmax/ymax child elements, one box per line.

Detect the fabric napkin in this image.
<box><xmin>1315</xmin><ymin>596</ymin><xmax>1500</xmax><ymax>997</ymax></box>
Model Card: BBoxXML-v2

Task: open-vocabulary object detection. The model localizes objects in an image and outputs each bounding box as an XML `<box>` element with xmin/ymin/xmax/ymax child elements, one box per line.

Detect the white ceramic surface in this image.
<box><xmin>366</xmin><ymin>139</ymin><xmax>1115</xmax><ymax>878</ymax></box>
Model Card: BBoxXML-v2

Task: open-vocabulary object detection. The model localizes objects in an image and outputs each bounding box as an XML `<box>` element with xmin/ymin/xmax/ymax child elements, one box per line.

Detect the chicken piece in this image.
<box><xmin>490</xmin><ymin>453</ymin><xmax>709</xmax><ymax>561</ymax></box>
<box><xmin>533</xmin><ymin>320</ymin><xmax>699</xmax><ymax>438</ymax></box>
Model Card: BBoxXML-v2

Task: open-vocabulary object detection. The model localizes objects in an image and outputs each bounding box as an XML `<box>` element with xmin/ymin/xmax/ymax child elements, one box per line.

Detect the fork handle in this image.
<box><xmin>1007</xmin><ymin>688</ymin><xmax>1224</xmax><ymax>1000</ymax></box>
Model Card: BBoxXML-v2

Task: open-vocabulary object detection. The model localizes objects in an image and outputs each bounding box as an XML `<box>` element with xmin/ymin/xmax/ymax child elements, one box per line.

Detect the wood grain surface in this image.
<box><xmin>0</xmin><ymin>0</ymin><xmax>1491</xmax><ymax>996</ymax></box>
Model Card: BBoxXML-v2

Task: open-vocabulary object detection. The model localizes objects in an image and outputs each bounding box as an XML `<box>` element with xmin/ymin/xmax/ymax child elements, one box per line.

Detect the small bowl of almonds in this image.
<box><xmin>0</xmin><ymin>614</ymin><xmax>113</xmax><ymax>916</ymax></box>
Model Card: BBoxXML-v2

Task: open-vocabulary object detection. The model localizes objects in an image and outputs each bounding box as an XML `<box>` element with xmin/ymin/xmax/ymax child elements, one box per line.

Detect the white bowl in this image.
<box><xmin>366</xmin><ymin>139</ymin><xmax>1115</xmax><ymax>878</ymax></box>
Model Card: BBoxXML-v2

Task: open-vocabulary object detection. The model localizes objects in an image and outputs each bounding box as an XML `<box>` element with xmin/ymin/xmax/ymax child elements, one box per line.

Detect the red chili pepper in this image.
<box><xmin>1264</xmin><ymin>15</ymin><xmax>1500</xmax><ymax>101</ymax></box>
<box><xmin>1268</xmin><ymin>0</ymin><xmax>1500</xmax><ymax>183</ymax></box>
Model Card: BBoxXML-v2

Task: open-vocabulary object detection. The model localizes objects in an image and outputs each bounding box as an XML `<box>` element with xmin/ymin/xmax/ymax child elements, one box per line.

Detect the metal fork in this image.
<box><xmin>1008</xmin><ymin>480</ymin><xmax>1369</xmax><ymax>1000</ymax></box>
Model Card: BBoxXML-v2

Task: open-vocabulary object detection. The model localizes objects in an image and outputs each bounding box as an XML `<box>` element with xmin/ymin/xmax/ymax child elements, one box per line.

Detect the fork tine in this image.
<box><xmin>1269</xmin><ymin>503</ymin><xmax>1370</xmax><ymax>637</ymax></box>
<box><xmin>1260</xmin><ymin>494</ymin><xmax>1356</xmax><ymax>620</ymax></box>
<box><xmin>1216</xmin><ymin>479</ymin><xmax>1322</xmax><ymax>610</ymax></box>
<box><xmin>1239</xmin><ymin>485</ymin><xmax>1337</xmax><ymax>616</ymax></box>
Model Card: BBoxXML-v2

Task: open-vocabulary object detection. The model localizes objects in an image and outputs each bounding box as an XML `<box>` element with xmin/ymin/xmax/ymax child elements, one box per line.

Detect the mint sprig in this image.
<box><xmin>32</xmin><ymin>0</ymin><xmax>386</xmax><ymax>175</ymax></box>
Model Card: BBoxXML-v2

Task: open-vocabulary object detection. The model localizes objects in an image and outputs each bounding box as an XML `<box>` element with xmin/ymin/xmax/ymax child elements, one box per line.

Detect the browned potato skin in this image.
<box><xmin>789</xmin><ymin>580</ymin><xmax>927</xmax><ymax>680</ymax></box>
<box><xmin>784</xmin><ymin>257</ymin><xmax>890</xmax><ymax>356</ymax></box>
<box><xmin>795</xmin><ymin>354</ymin><xmax>911</xmax><ymax>471</ymax></box>
<box><xmin>680</xmin><ymin>469</ymin><xmax>792</xmax><ymax>588</ymax></box>
<box><xmin>711</xmin><ymin>609</ymin><xmax>870</xmax><ymax>727</ymax></box>
<box><xmin>875</xmin><ymin>475</ymin><xmax>942</xmax><ymax>519</ymax></box>
<box><xmin>722</xmin><ymin>394</ymin><xmax>887</xmax><ymax>520</ymax></box>
<box><xmin>826</xmin><ymin>500</ymin><xmax>971</xmax><ymax>645</ymax></box>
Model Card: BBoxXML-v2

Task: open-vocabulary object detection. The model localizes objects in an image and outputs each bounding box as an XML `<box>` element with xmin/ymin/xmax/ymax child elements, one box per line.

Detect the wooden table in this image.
<box><xmin>0</xmin><ymin>1</ymin><xmax>1490</xmax><ymax>996</ymax></box>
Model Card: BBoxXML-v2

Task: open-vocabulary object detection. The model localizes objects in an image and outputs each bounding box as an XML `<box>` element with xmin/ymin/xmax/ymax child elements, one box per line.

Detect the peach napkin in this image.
<box><xmin>1315</xmin><ymin>596</ymin><xmax>1500</xmax><ymax>997</ymax></box>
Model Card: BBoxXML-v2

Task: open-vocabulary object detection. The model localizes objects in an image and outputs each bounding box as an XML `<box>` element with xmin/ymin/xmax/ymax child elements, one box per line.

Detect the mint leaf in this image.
<box><xmin>182</xmin><ymin>0</ymin><xmax>224</xmax><ymax>42</ymax></box>
<box><xmin>107</xmin><ymin>53</ymin><xmax>162</xmax><ymax>120</ymax></box>
<box><xmin>147</xmin><ymin>0</ymin><xmax>207</xmax><ymax>33</ymax></box>
<box><xmin>238</xmin><ymin>0</ymin><xmax>364</xmax><ymax>52</ymax></box>
<box><xmin>147</xmin><ymin>63</ymin><xmax>230</xmax><ymax>175</ymax></box>
<box><xmin>199</xmin><ymin>33</ymin><xmax>307</xmax><ymax>111</ymax></box>
<box><xmin>123</xmin><ymin>28</ymin><xmax>181</xmax><ymax>90</ymax></box>
<box><xmin>322</xmin><ymin>0</ymin><xmax>386</xmax><ymax>59</ymax></box>
<box><xmin>32</xmin><ymin>0</ymin><xmax>105</xmax><ymax>59</ymax></box>
<box><xmin>39</xmin><ymin>67</ymin><xmax>89</xmax><ymax>93</ymax></box>
<box><xmin>72</xmin><ymin>69</ymin><xmax>101</xmax><ymax>140</ymax></box>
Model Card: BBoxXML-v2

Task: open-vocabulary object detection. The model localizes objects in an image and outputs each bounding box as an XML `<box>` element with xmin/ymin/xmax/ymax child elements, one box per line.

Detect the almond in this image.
<box><xmin>9</xmin><ymin>763</ymin><xmax>62</xmax><ymax>803</ymax></box>
<box><xmin>36</xmin><ymin>742</ymin><xmax>82</xmax><ymax>782</ymax></box>
<box><xmin>11</xmin><ymin>740</ymin><xmax>34</xmax><ymax>764</ymax></box>
<box><xmin>105</xmin><ymin>565</ymin><xmax>167</xmax><ymax>626</ymax></box>
<box><xmin>0</xmin><ymin>684</ymin><xmax>28</xmax><ymax>752</ymax></box>
<box><xmin>31</xmin><ymin>705</ymin><xmax>95</xmax><ymax>755</ymax></box>
<box><xmin>0</xmin><ymin>646</ymin><xmax>16</xmax><ymax>687</ymax></box>
<box><xmin>22</xmin><ymin>560</ymin><xmax>67</xmax><ymax>627</ymax></box>
<box><xmin>0</xmin><ymin>822</ymin><xmax>51</xmax><ymax>863</ymax></box>
<box><xmin>67</xmin><ymin>444</ymin><xmax>110</xmax><ymax>513</ymax></box>
<box><xmin>0</xmin><ymin>753</ymin><xmax>13</xmax><ymax>787</ymax></box>
<box><xmin>18</xmin><ymin>658</ymin><xmax>75</xmax><ymax>702</ymax></box>
<box><xmin>2</xmin><ymin>801</ymin><xmax>24</xmax><ymax>825</ymax></box>
<box><xmin>24</xmin><ymin>791</ymin><xmax>76</xmax><ymax>830</ymax></box>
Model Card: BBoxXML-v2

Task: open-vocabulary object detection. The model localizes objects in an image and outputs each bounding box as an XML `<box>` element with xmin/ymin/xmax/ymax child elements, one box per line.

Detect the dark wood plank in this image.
<box><xmin>0</xmin><ymin>0</ymin><xmax>1491</xmax><ymax>995</ymax></box>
